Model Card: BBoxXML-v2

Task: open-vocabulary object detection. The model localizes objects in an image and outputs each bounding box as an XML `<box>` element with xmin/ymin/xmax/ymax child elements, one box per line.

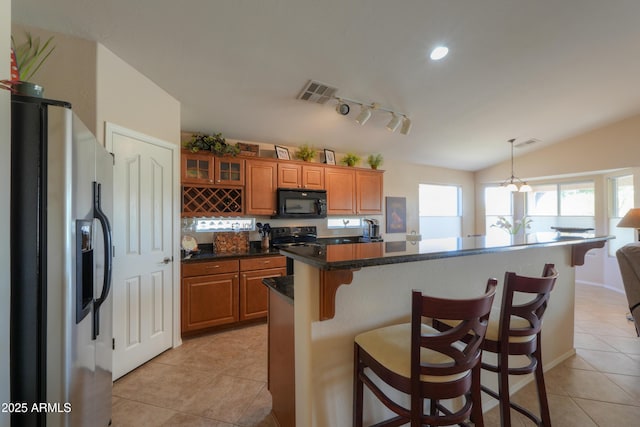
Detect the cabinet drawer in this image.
<box><xmin>240</xmin><ymin>256</ymin><xmax>287</xmax><ymax>271</ymax></box>
<box><xmin>182</xmin><ymin>259</ymin><xmax>239</xmax><ymax>277</ymax></box>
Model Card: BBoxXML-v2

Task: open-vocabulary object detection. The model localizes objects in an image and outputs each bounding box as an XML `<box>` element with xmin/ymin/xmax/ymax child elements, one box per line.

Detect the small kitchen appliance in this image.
<box><xmin>362</xmin><ymin>219</ymin><xmax>382</xmax><ymax>242</ymax></box>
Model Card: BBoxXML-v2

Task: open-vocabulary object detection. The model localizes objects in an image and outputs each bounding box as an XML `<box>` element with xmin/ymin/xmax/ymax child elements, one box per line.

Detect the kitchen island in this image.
<box><xmin>270</xmin><ymin>233</ymin><xmax>610</xmax><ymax>427</ymax></box>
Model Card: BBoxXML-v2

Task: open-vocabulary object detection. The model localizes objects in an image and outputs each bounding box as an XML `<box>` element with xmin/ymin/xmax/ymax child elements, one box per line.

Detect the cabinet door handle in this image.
<box><xmin>206</xmin><ymin>265</ymin><xmax>221</xmax><ymax>269</ymax></box>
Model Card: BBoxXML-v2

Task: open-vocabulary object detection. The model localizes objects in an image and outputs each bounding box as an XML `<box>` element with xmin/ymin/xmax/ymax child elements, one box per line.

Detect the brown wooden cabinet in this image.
<box><xmin>356</xmin><ymin>170</ymin><xmax>384</xmax><ymax>214</ymax></box>
<box><xmin>182</xmin><ymin>152</ymin><xmax>215</xmax><ymax>184</ymax></box>
<box><xmin>214</xmin><ymin>157</ymin><xmax>245</xmax><ymax>185</ymax></box>
<box><xmin>181</xmin><ymin>260</ymin><xmax>239</xmax><ymax>333</ymax></box>
<box><xmin>246</xmin><ymin>159</ymin><xmax>278</xmax><ymax>215</ymax></box>
<box><xmin>240</xmin><ymin>257</ymin><xmax>287</xmax><ymax>320</ymax></box>
<box><xmin>181</xmin><ymin>255</ymin><xmax>286</xmax><ymax>335</ymax></box>
<box><xmin>277</xmin><ymin>162</ymin><xmax>325</xmax><ymax>190</ymax></box>
<box><xmin>302</xmin><ymin>164</ymin><xmax>325</xmax><ymax>189</ymax></box>
<box><xmin>277</xmin><ymin>163</ymin><xmax>301</xmax><ymax>188</ymax></box>
<box><xmin>268</xmin><ymin>288</ymin><xmax>295</xmax><ymax>427</ymax></box>
<box><xmin>325</xmin><ymin>166</ymin><xmax>356</xmax><ymax>214</ymax></box>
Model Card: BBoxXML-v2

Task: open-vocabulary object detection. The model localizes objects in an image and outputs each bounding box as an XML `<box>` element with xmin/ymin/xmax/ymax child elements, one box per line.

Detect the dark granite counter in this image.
<box><xmin>262</xmin><ymin>275</ymin><xmax>294</xmax><ymax>303</ymax></box>
<box><xmin>278</xmin><ymin>232</ymin><xmax>612</xmax><ymax>271</ymax></box>
<box><xmin>181</xmin><ymin>242</ymin><xmax>282</xmax><ymax>263</ymax></box>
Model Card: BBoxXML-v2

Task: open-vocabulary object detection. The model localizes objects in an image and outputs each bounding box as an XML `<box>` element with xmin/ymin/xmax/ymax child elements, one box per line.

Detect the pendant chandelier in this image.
<box><xmin>501</xmin><ymin>138</ymin><xmax>532</xmax><ymax>192</ymax></box>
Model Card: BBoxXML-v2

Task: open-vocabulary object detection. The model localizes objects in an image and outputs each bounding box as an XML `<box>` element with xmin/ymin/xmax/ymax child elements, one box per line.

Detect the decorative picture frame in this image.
<box><xmin>275</xmin><ymin>145</ymin><xmax>290</xmax><ymax>160</ymax></box>
<box><xmin>324</xmin><ymin>149</ymin><xmax>336</xmax><ymax>165</ymax></box>
<box><xmin>385</xmin><ymin>196</ymin><xmax>407</xmax><ymax>233</ymax></box>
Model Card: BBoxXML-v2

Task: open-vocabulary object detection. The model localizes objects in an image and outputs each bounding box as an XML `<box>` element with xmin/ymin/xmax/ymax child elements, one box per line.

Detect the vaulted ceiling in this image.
<box><xmin>12</xmin><ymin>0</ymin><xmax>640</xmax><ymax>170</ymax></box>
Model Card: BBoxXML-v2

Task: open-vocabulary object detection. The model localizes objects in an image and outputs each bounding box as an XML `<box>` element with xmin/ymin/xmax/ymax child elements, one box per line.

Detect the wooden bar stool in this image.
<box><xmin>353</xmin><ymin>281</ymin><xmax>497</xmax><ymax>427</ymax></box>
<box><xmin>435</xmin><ymin>264</ymin><xmax>559</xmax><ymax>426</ymax></box>
<box><xmin>481</xmin><ymin>264</ymin><xmax>558</xmax><ymax>427</ymax></box>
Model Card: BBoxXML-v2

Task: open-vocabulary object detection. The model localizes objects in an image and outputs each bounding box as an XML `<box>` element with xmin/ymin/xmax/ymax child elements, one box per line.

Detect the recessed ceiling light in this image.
<box><xmin>430</xmin><ymin>46</ymin><xmax>449</xmax><ymax>61</ymax></box>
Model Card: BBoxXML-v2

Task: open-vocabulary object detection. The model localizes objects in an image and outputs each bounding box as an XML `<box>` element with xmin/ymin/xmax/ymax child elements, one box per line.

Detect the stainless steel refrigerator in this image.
<box><xmin>10</xmin><ymin>95</ymin><xmax>113</xmax><ymax>427</ymax></box>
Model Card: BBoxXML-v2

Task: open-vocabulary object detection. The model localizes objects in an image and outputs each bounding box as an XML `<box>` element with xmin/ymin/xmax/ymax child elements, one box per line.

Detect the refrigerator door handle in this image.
<box><xmin>92</xmin><ymin>181</ymin><xmax>113</xmax><ymax>340</ymax></box>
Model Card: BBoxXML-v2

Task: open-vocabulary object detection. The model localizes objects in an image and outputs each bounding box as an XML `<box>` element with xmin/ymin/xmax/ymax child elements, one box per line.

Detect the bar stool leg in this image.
<box><xmin>534</xmin><ymin>343</ymin><xmax>552</xmax><ymax>426</ymax></box>
<box><xmin>353</xmin><ymin>345</ymin><xmax>364</xmax><ymax>427</ymax></box>
<box><xmin>471</xmin><ymin>365</ymin><xmax>485</xmax><ymax>427</ymax></box>
<box><xmin>498</xmin><ymin>350</ymin><xmax>512</xmax><ymax>427</ymax></box>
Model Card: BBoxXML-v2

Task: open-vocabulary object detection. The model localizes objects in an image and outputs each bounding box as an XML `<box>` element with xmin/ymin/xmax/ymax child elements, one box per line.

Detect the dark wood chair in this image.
<box><xmin>353</xmin><ymin>281</ymin><xmax>497</xmax><ymax>427</ymax></box>
<box><xmin>435</xmin><ymin>264</ymin><xmax>559</xmax><ymax>426</ymax></box>
<box><xmin>482</xmin><ymin>264</ymin><xmax>558</xmax><ymax>427</ymax></box>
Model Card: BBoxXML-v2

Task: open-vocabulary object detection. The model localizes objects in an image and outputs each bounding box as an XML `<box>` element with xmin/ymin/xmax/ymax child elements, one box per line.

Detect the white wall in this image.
<box><xmin>383</xmin><ymin>159</ymin><xmax>475</xmax><ymax>239</ymax></box>
<box><xmin>1</xmin><ymin>1</ymin><xmax>11</xmax><ymax>425</ymax></box>
<box><xmin>475</xmin><ymin>114</ymin><xmax>640</xmax><ymax>291</ymax></box>
<box><xmin>96</xmin><ymin>44</ymin><xmax>180</xmax><ymax>146</ymax></box>
<box><xmin>11</xmin><ymin>24</ymin><xmax>97</xmax><ymax>134</ymax></box>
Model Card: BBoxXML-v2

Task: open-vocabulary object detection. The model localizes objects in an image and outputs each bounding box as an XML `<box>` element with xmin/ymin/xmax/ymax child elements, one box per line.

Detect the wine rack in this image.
<box><xmin>182</xmin><ymin>186</ymin><xmax>244</xmax><ymax>216</ymax></box>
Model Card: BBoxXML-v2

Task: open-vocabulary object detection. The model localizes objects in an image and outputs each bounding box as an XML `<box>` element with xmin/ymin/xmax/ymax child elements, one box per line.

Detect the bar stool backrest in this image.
<box><xmin>498</xmin><ymin>264</ymin><xmax>558</xmax><ymax>352</ymax></box>
<box><xmin>411</xmin><ymin>281</ymin><xmax>497</xmax><ymax>390</ymax></box>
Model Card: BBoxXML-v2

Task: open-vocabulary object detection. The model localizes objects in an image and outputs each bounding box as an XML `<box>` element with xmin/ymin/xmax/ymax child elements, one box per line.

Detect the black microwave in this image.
<box><xmin>274</xmin><ymin>188</ymin><xmax>327</xmax><ymax>218</ymax></box>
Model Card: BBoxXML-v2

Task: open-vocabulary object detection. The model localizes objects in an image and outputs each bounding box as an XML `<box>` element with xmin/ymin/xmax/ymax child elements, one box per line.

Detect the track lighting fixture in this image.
<box><xmin>335</xmin><ymin>98</ymin><xmax>350</xmax><ymax>115</ymax></box>
<box><xmin>386</xmin><ymin>113</ymin><xmax>401</xmax><ymax>132</ymax></box>
<box><xmin>400</xmin><ymin>115</ymin><xmax>412</xmax><ymax>135</ymax></box>
<box><xmin>331</xmin><ymin>96</ymin><xmax>410</xmax><ymax>135</ymax></box>
<box><xmin>355</xmin><ymin>104</ymin><xmax>373</xmax><ymax>125</ymax></box>
<box><xmin>501</xmin><ymin>138</ymin><xmax>531</xmax><ymax>192</ymax></box>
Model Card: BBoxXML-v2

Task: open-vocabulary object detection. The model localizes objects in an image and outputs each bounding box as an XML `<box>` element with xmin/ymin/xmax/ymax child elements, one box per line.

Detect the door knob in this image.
<box><xmin>161</xmin><ymin>257</ymin><xmax>172</xmax><ymax>265</ymax></box>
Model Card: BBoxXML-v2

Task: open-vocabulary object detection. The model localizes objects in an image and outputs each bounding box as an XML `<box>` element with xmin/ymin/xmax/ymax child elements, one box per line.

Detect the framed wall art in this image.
<box><xmin>324</xmin><ymin>149</ymin><xmax>336</xmax><ymax>165</ymax></box>
<box><xmin>385</xmin><ymin>196</ymin><xmax>407</xmax><ymax>233</ymax></box>
<box><xmin>275</xmin><ymin>145</ymin><xmax>290</xmax><ymax>160</ymax></box>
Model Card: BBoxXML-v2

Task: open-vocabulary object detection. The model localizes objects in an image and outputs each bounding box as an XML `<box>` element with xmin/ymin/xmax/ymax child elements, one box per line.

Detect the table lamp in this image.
<box><xmin>617</xmin><ymin>208</ymin><xmax>640</xmax><ymax>241</ymax></box>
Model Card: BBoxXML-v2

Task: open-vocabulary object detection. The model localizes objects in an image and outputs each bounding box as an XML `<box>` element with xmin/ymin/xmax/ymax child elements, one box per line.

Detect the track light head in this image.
<box><xmin>386</xmin><ymin>113</ymin><xmax>401</xmax><ymax>132</ymax></box>
<box><xmin>335</xmin><ymin>99</ymin><xmax>350</xmax><ymax>115</ymax></box>
<box><xmin>355</xmin><ymin>105</ymin><xmax>372</xmax><ymax>125</ymax></box>
<box><xmin>400</xmin><ymin>116</ymin><xmax>412</xmax><ymax>135</ymax></box>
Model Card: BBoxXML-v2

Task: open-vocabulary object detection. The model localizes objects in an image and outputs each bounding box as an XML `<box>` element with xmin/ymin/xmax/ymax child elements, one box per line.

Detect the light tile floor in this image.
<box><xmin>112</xmin><ymin>283</ymin><xmax>640</xmax><ymax>426</ymax></box>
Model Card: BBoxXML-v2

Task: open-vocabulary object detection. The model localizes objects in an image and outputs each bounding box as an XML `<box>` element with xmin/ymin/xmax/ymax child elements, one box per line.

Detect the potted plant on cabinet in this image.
<box><xmin>183</xmin><ymin>133</ymin><xmax>241</xmax><ymax>156</ymax></box>
<box><xmin>341</xmin><ymin>153</ymin><xmax>361</xmax><ymax>167</ymax></box>
<box><xmin>1</xmin><ymin>32</ymin><xmax>56</xmax><ymax>97</ymax></box>
<box><xmin>294</xmin><ymin>144</ymin><xmax>317</xmax><ymax>162</ymax></box>
<box><xmin>367</xmin><ymin>154</ymin><xmax>383</xmax><ymax>170</ymax></box>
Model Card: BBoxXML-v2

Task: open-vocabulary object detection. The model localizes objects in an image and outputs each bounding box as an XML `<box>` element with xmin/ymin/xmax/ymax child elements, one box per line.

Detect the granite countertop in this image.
<box><xmin>181</xmin><ymin>242</ymin><xmax>282</xmax><ymax>263</ymax></box>
<box><xmin>278</xmin><ymin>232</ymin><xmax>613</xmax><ymax>271</ymax></box>
<box><xmin>262</xmin><ymin>275</ymin><xmax>294</xmax><ymax>302</ymax></box>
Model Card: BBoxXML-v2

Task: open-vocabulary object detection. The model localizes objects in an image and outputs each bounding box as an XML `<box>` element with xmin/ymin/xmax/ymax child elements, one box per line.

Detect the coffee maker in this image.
<box><xmin>362</xmin><ymin>219</ymin><xmax>382</xmax><ymax>242</ymax></box>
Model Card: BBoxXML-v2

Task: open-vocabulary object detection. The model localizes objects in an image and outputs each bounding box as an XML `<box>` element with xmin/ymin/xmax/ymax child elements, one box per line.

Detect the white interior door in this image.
<box><xmin>106</xmin><ymin>124</ymin><xmax>177</xmax><ymax>380</ymax></box>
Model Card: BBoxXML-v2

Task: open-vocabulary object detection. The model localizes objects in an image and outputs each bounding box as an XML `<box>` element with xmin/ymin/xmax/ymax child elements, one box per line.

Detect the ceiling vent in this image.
<box><xmin>297</xmin><ymin>80</ymin><xmax>338</xmax><ymax>104</ymax></box>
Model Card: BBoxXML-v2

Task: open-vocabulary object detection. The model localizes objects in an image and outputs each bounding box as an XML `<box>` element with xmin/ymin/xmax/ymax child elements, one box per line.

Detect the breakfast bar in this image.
<box><xmin>267</xmin><ymin>233</ymin><xmax>610</xmax><ymax>427</ymax></box>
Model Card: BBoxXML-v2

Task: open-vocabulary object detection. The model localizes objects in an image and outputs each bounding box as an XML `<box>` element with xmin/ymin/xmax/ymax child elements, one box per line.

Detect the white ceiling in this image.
<box><xmin>12</xmin><ymin>0</ymin><xmax>640</xmax><ymax>171</ymax></box>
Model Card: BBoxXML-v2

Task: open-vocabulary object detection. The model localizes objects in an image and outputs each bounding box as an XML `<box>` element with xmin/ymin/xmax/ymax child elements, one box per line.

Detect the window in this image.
<box><xmin>527</xmin><ymin>184</ymin><xmax>558</xmax><ymax>216</ymax></box>
<box><xmin>609</xmin><ymin>174</ymin><xmax>635</xmax><ymax>255</ymax></box>
<box><xmin>419</xmin><ymin>184</ymin><xmax>461</xmax><ymax>238</ymax></box>
<box><xmin>327</xmin><ymin>218</ymin><xmax>362</xmax><ymax>229</ymax></box>
<box><xmin>485</xmin><ymin>186</ymin><xmax>512</xmax><ymax>239</ymax></box>
<box><xmin>526</xmin><ymin>181</ymin><xmax>595</xmax><ymax>234</ymax></box>
<box><xmin>560</xmin><ymin>182</ymin><xmax>595</xmax><ymax>216</ymax></box>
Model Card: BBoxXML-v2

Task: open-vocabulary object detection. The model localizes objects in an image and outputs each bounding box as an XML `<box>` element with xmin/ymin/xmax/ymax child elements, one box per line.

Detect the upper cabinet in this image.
<box><xmin>356</xmin><ymin>170</ymin><xmax>384</xmax><ymax>214</ymax></box>
<box><xmin>215</xmin><ymin>157</ymin><xmax>245</xmax><ymax>186</ymax></box>
<box><xmin>246</xmin><ymin>159</ymin><xmax>278</xmax><ymax>215</ymax></box>
<box><xmin>325</xmin><ymin>167</ymin><xmax>384</xmax><ymax>215</ymax></box>
<box><xmin>181</xmin><ymin>149</ymin><xmax>383</xmax><ymax>217</ymax></box>
<box><xmin>182</xmin><ymin>152</ymin><xmax>215</xmax><ymax>184</ymax></box>
<box><xmin>181</xmin><ymin>152</ymin><xmax>245</xmax><ymax>186</ymax></box>
<box><xmin>277</xmin><ymin>162</ymin><xmax>325</xmax><ymax>189</ymax></box>
<box><xmin>325</xmin><ymin>167</ymin><xmax>356</xmax><ymax>214</ymax></box>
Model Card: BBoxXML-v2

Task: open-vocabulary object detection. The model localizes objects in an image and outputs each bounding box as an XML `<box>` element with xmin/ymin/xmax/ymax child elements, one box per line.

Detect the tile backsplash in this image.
<box><xmin>181</xmin><ymin>215</ymin><xmax>383</xmax><ymax>245</ymax></box>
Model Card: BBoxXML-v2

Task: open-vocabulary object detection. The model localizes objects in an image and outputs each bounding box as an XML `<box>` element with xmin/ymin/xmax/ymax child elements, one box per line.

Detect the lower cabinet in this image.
<box><xmin>181</xmin><ymin>255</ymin><xmax>286</xmax><ymax>334</ymax></box>
<box><xmin>240</xmin><ymin>257</ymin><xmax>287</xmax><ymax>320</ymax></box>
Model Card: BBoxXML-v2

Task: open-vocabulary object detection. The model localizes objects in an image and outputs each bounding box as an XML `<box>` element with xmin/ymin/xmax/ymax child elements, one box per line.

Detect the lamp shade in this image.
<box><xmin>617</xmin><ymin>208</ymin><xmax>640</xmax><ymax>228</ymax></box>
